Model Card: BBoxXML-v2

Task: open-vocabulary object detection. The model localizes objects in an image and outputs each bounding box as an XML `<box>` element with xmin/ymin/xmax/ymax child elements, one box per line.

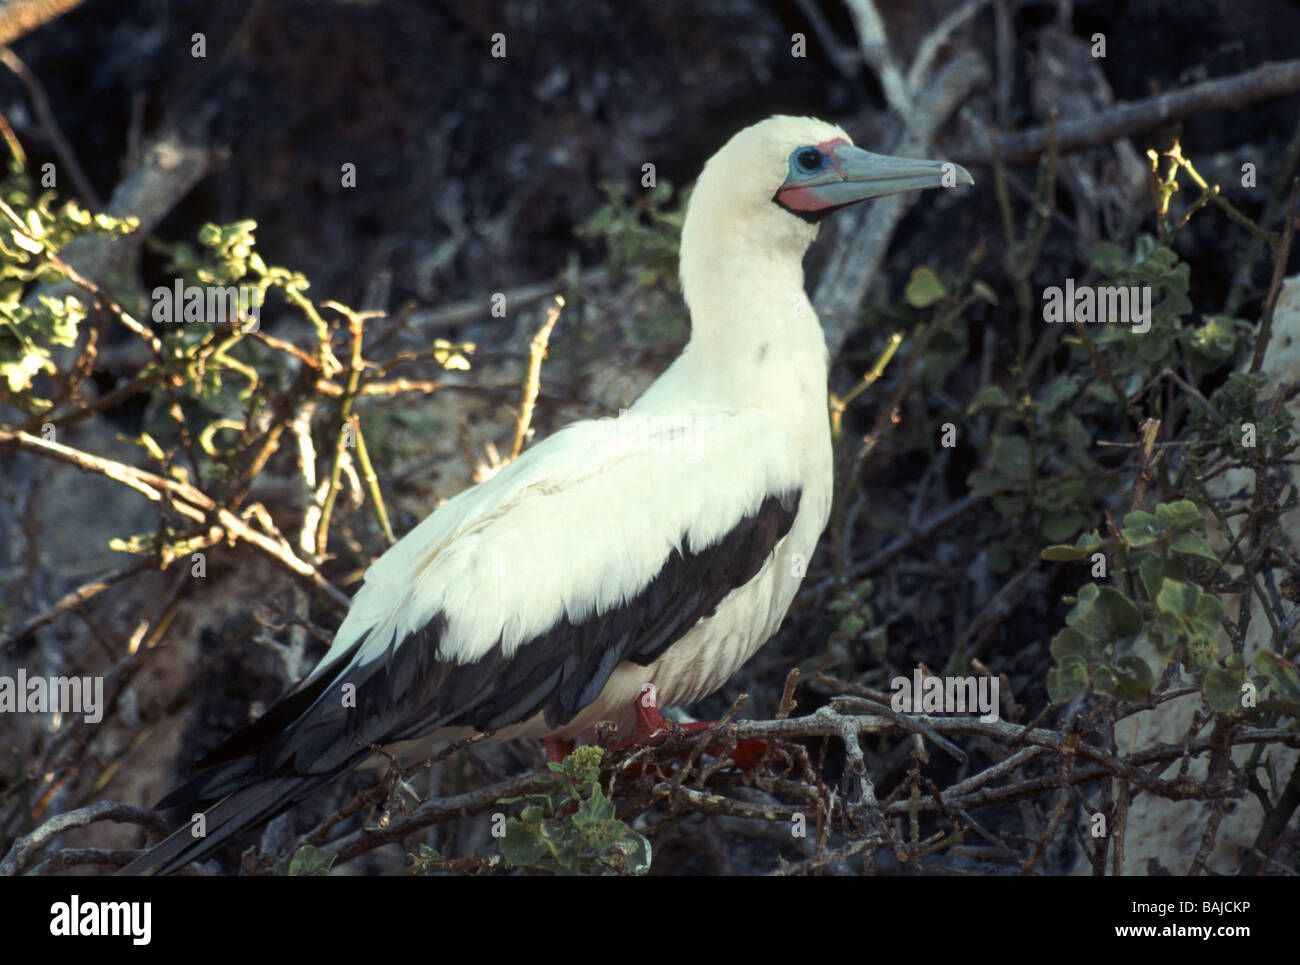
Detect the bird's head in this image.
<box><xmin>680</xmin><ymin>115</ymin><xmax>972</xmax><ymax>294</ymax></box>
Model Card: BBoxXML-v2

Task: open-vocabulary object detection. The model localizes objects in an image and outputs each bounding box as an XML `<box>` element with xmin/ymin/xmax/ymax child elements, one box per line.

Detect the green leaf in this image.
<box><xmin>966</xmin><ymin>384</ymin><xmax>1012</xmax><ymax>416</ymax></box>
<box><xmin>1050</xmin><ymin>628</ymin><xmax>1092</xmax><ymax>661</ymax></box>
<box><xmin>1065</xmin><ymin>582</ymin><xmax>1141</xmax><ymax>642</ymax></box>
<box><xmin>1047</xmin><ymin>654</ymin><xmax>1089</xmax><ymax>702</ymax></box>
<box><xmin>1189</xmin><ymin>592</ymin><xmax>1226</xmax><ymax>638</ymax></box>
<box><xmin>613</xmin><ymin>833</ymin><xmax>653</xmax><ymax>874</ymax></box>
<box><xmin>1204</xmin><ymin>666</ymin><xmax>1245</xmax><ymax>714</ymax></box>
<box><xmin>967</xmin><ymin>470</ymin><xmax>1012</xmax><ymax>498</ymax></box>
<box><xmin>1042</xmin><ymin>544</ymin><xmax>1087</xmax><ymax>562</ymax></box>
<box><xmin>1092</xmin><ymin>661</ymin><xmax>1117</xmax><ymax>695</ymax></box>
<box><xmin>1156</xmin><ymin>578</ymin><xmax>1199</xmax><ymax>617</ymax></box>
<box><xmin>1112</xmin><ymin>656</ymin><xmax>1155</xmax><ymax>701</ymax></box>
<box><xmin>992</xmin><ymin>435</ymin><xmax>1032</xmax><ymax>479</ymax></box>
<box><xmin>10</xmin><ymin>229</ymin><xmax>42</xmax><ymax>253</ymax></box>
<box><xmin>1169</xmin><ymin>531</ymin><xmax>1218</xmax><ymax>561</ymax></box>
<box><xmin>1148</xmin><ymin>610</ymin><xmax>1185</xmax><ymax>658</ymax></box>
<box><xmin>1090</xmin><ymin>241</ymin><xmax>1124</xmax><ymax>275</ymax></box>
<box><xmin>285</xmin><ymin>845</ymin><xmax>336</xmax><ymax>876</ymax></box>
<box><xmin>573</xmin><ymin>786</ymin><xmax>616</xmax><ymax>826</ymax></box>
<box><xmin>1189</xmin><ymin>315</ymin><xmax>1241</xmax><ymax>362</ymax></box>
<box><xmin>1065</xmin><ymin>582</ymin><xmax>1106</xmax><ymax>641</ymax></box>
<box><xmin>1038</xmin><ymin>374</ymin><xmax>1080</xmax><ymax>415</ymax></box>
<box><xmin>1136</xmin><ymin>553</ymin><xmax>1186</xmax><ymax>602</ymax></box>
<box><xmin>905</xmin><ymin>266</ymin><xmax>946</xmax><ymax>308</ymax></box>
<box><xmin>1155</xmin><ymin>500</ymin><xmax>1203</xmax><ymax>530</ymax></box>
<box><xmin>986</xmin><ymin>543</ymin><xmax>1013</xmax><ymax>573</ymax></box>
<box><xmin>1120</xmin><ymin>510</ymin><xmax>1162</xmax><ymax>547</ymax></box>
<box><xmin>500</xmin><ymin>819</ymin><xmax>550</xmax><ymax>867</ymax></box>
<box><xmin>1254</xmin><ymin>651</ymin><xmax>1300</xmax><ymax>710</ymax></box>
<box><xmin>1042</xmin><ymin>512</ymin><xmax>1087</xmax><ymax>543</ymax></box>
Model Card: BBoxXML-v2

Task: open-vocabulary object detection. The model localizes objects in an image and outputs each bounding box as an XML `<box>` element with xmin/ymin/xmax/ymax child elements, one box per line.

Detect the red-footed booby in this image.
<box><xmin>122</xmin><ymin>115</ymin><xmax>971</xmax><ymax>874</ymax></box>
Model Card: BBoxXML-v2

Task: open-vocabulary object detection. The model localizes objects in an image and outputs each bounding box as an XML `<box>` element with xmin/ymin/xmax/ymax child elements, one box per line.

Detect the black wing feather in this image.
<box><xmin>124</xmin><ymin>490</ymin><xmax>799</xmax><ymax>874</ymax></box>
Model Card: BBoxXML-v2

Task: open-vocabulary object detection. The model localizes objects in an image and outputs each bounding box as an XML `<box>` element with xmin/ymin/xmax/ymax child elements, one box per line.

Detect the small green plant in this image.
<box><xmin>497</xmin><ymin>745</ymin><xmax>651</xmax><ymax>875</ymax></box>
<box><xmin>0</xmin><ymin>124</ymin><xmax>137</xmax><ymax>412</ymax></box>
<box><xmin>579</xmin><ymin>179</ymin><xmax>688</xmax><ymax>340</ymax></box>
<box><xmin>276</xmin><ymin>844</ymin><xmax>336</xmax><ymax>876</ymax></box>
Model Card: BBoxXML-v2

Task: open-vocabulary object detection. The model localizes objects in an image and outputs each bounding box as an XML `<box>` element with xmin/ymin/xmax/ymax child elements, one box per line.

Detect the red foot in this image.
<box><xmin>613</xmin><ymin>686</ymin><xmax>775</xmax><ymax>772</ymax></box>
<box><xmin>541</xmin><ymin>690</ymin><xmax>777</xmax><ymax>771</ymax></box>
<box><xmin>543</xmin><ymin>737</ymin><xmax>573</xmax><ymax>763</ymax></box>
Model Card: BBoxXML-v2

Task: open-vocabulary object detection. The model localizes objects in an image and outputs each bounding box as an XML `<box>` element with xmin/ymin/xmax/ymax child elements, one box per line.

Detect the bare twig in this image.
<box><xmin>1</xmin><ymin>801</ymin><xmax>169</xmax><ymax>876</ymax></box>
<box><xmin>511</xmin><ymin>295</ymin><xmax>564</xmax><ymax>460</ymax></box>
<box><xmin>967</xmin><ymin>59</ymin><xmax>1300</xmax><ymax>164</ymax></box>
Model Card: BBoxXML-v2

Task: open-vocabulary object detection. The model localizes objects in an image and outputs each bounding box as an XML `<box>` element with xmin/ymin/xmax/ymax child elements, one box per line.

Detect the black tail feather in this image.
<box><xmin>119</xmin><ymin>774</ymin><xmax>329</xmax><ymax>875</ymax></box>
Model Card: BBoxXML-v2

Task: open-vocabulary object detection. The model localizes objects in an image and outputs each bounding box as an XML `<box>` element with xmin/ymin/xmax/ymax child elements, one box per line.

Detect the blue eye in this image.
<box><xmin>793</xmin><ymin>148</ymin><xmax>823</xmax><ymax>173</ymax></box>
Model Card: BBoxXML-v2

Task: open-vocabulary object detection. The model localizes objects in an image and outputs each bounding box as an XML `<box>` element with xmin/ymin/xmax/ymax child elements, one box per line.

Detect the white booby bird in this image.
<box><xmin>122</xmin><ymin>115</ymin><xmax>971</xmax><ymax>874</ymax></box>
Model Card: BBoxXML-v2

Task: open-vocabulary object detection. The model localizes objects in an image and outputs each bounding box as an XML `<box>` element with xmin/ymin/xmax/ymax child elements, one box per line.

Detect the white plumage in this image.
<box><xmin>332</xmin><ymin>407</ymin><xmax>811</xmax><ymax>738</ymax></box>
<box><xmin>123</xmin><ymin>115</ymin><xmax>970</xmax><ymax>874</ymax></box>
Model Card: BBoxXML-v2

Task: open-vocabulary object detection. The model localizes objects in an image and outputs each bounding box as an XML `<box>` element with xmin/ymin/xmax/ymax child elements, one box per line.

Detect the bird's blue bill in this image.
<box><xmin>777</xmin><ymin>138</ymin><xmax>974</xmax><ymax>213</ymax></box>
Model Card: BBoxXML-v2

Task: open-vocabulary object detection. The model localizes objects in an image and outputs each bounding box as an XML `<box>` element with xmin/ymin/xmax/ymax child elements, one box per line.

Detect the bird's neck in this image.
<box><xmin>669</xmin><ymin>243</ymin><xmax>829</xmax><ymax>411</ymax></box>
<box><xmin>685</xmin><ymin>234</ymin><xmax>822</xmax><ymax>340</ymax></box>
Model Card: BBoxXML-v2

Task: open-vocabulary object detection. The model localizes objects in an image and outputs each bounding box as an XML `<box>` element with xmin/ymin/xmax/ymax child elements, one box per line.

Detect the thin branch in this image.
<box><xmin>967</xmin><ymin>59</ymin><xmax>1300</xmax><ymax>164</ymax></box>
<box><xmin>0</xmin><ymin>46</ymin><xmax>102</xmax><ymax>208</ymax></box>
<box><xmin>1</xmin><ymin>801</ymin><xmax>169</xmax><ymax>876</ymax></box>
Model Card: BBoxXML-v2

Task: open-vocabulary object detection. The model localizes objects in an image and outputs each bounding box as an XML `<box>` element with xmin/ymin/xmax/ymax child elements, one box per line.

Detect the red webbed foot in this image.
<box><xmin>612</xmin><ymin>685</ymin><xmax>776</xmax><ymax>772</ymax></box>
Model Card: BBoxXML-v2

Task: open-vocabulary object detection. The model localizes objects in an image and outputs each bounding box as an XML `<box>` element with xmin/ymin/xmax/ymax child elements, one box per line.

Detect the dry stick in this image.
<box><xmin>966</xmin><ymin>59</ymin><xmax>1300</xmax><ymax>164</ymax></box>
<box><xmin>849</xmin><ymin>493</ymin><xmax>984</xmax><ymax>577</ymax></box>
<box><xmin>226</xmin><ymin>364</ymin><xmax>319</xmax><ymax>509</ymax></box>
<box><xmin>99</xmin><ymin>714</ymin><xmax>1295</xmax><ymax>873</ymax></box>
<box><xmin>957</xmin><ymin>560</ymin><xmax>1040</xmax><ymax>662</ymax></box>
<box><xmin>511</xmin><ymin>295</ymin><xmax>564</xmax><ymax>460</ymax></box>
<box><xmin>906</xmin><ymin>0</ymin><xmax>990</xmax><ymax>95</ymax></box>
<box><xmin>0</xmin><ymin>47</ymin><xmax>102</xmax><ymax>208</ymax></box>
<box><xmin>32</xmin><ymin>848</ymin><xmax>144</xmax><ymax>873</ymax></box>
<box><xmin>651</xmin><ymin>784</ymin><xmax>801</xmax><ymax>823</ymax></box>
<box><xmin>771</xmin><ymin>833</ymin><xmax>885</xmax><ymax>876</ymax></box>
<box><xmin>24</xmin><ymin>362</ymin><xmax>162</xmax><ymax>431</ymax></box>
<box><xmin>1242</xmin><ymin>754</ymin><xmax>1300</xmax><ymax>875</ymax></box>
<box><xmin>991</xmin><ymin>0</ymin><xmax>1013</xmax><ymax>132</ymax></box>
<box><xmin>0</xmin><ymin>0</ymin><xmax>87</xmax><ymax>47</ymax></box>
<box><xmin>1250</xmin><ymin>179</ymin><xmax>1300</xmax><ymax>375</ymax></box>
<box><xmin>729</xmin><ymin>712</ymin><xmax>1297</xmax><ymax>796</ymax></box>
<box><xmin>1022</xmin><ymin>781</ymin><xmax>1072</xmax><ymax>875</ymax></box>
<box><xmin>843</xmin><ymin>0</ymin><xmax>912</xmax><ymax>118</ymax></box>
<box><xmin>320</xmin><ymin>771</ymin><xmax>550</xmax><ymax>864</ymax></box>
<box><xmin>1188</xmin><ymin>723</ymin><xmax>1236</xmax><ymax>875</ymax></box>
<box><xmin>16</xmin><ymin>326</ymin><xmax>100</xmax><ymax>434</ymax></box>
<box><xmin>1112</xmin><ymin>778</ymin><xmax>1131</xmax><ymax>876</ymax></box>
<box><xmin>830</xmin><ymin>694</ymin><xmax>968</xmax><ymax>762</ymax></box>
<box><xmin>0</xmin><ymin>800</ymin><xmax>168</xmax><ymax>876</ymax></box>
<box><xmin>250</xmin><ymin>330</ymin><xmax>320</xmax><ymax>368</ymax></box>
<box><xmin>776</xmin><ymin>667</ymin><xmax>800</xmax><ymax>719</ymax></box>
<box><xmin>0</xmin><ymin>427</ymin><xmax>349</xmax><ymax>612</ymax></box>
<box><xmin>412</xmin><ymin>269</ymin><xmax>600</xmax><ymax>334</ymax></box>
<box><xmin>1226</xmin><ymin>109</ymin><xmax>1300</xmax><ymax>315</ymax></box>
<box><xmin>0</xmin><ymin>557</ymin><xmax>157</xmax><ymax>654</ymax></box>
<box><xmin>349</xmin><ymin>415</ymin><xmax>395</xmax><ymax>546</ymax></box>
<box><xmin>316</xmin><ymin>302</ymin><xmax>381</xmax><ymax>557</ymax></box>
